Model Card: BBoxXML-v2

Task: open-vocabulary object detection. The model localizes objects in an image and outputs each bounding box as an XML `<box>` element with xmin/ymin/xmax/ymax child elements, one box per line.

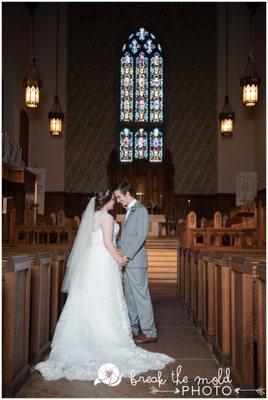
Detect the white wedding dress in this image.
<box><xmin>35</xmin><ymin>210</ymin><xmax>175</xmax><ymax>381</ymax></box>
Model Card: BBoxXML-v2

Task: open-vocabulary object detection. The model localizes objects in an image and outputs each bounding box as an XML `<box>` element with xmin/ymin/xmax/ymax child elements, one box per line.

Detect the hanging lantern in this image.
<box><xmin>219</xmin><ymin>96</ymin><xmax>235</xmax><ymax>136</ymax></box>
<box><xmin>219</xmin><ymin>4</ymin><xmax>235</xmax><ymax>137</ymax></box>
<box><xmin>23</xmin><ymin>5</ymin><xmax>42</xmax><ymax>108</ymax></box>
<box><xmin>48</xmin><ymin>95</ymin><xmax>64</xmax><ymax>136</ymax></box>
<box><xmin>240</xmin><ymin>55</ymin><xmax>261</xmax><ymax>107</ymax></box>
<box><xmin>23</xmin><ymin>57</ymin><xmax>42</xmax><ymax>108</ymax></box>
<box><xmin>240</xmin><ymin>4</ymin><xmax>261</xmax><ymax>107</ymax></box>
<box><xmin>48</xmin><ymin>4</ymin><xmax>64</xmax><ymax>137</ymax></box>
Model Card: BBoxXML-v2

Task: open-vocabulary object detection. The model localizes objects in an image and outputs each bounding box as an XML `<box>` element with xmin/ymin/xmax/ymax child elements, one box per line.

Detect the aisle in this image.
<box><xmin>16</xmin><ymin>283</ymin><xmax>234</xmax><ymax>398</ymax></box>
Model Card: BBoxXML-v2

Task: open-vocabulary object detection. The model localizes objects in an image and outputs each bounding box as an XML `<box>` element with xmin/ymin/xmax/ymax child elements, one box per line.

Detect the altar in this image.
<box><xmin>116</xmin><ymin>214</ymin><xmax>166</xmax><ymax>237</ymax></box>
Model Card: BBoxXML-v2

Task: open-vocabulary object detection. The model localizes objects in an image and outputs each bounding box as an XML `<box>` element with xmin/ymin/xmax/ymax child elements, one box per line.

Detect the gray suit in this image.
<box><xmin>120</xmin><ymin>201</ymin><xmax>157</xmax><ymax>338</ymax></box>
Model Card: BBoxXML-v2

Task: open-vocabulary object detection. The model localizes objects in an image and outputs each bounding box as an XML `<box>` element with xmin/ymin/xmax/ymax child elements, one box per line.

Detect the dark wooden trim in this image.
<box><xmin>44</xmin><ymin>189</ymin><xmax>265</xmax><ymax>221</ymax></box>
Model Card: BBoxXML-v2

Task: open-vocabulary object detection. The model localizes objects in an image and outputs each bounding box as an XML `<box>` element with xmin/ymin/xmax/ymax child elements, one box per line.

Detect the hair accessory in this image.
<box><xmin>105</xmin><ymin>189</ymin><xmax>110</xmax><ymax>197</ymax></box>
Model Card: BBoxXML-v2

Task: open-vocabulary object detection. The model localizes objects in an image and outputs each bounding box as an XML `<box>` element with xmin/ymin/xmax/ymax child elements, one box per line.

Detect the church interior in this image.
<box><xmin>2</xmin><ymin>1</ymin><xmax>266</xmax><ymax>398</ymax></box>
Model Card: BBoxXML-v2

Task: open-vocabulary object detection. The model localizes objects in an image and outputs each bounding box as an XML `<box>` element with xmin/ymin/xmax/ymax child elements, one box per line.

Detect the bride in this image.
<box><xmin>35</xmin><ymin>189</ymin><xmax>175</xmax><ymax>381</ymax></box>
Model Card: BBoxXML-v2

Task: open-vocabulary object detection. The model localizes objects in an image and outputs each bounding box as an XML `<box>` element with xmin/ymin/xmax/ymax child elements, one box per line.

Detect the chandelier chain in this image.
<box><xmin>249</xmin><ymin>9</ymin><xmax>253</xmax><ymax>58</ymax></box>
<box><xmin>225</xmin><ymin>3</ymin><xmax>229</xmax><ymax>97</ymax></box>
<box><xmin>55</xmin><ymin>3</ymin><xmax>59</xmax><ymax>95</ymax></box>
<box><xmin>31</xmin><ymin>13</ymin><xmax>35</xmax><ymax>59</ymax></box>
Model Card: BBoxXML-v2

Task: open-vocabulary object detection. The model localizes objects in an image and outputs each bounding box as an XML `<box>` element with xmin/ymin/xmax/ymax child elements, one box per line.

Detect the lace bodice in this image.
<box><xmin>92</xmin><ymin>210</ymin><xmax>119</xmax><ymax>244</ymax></box>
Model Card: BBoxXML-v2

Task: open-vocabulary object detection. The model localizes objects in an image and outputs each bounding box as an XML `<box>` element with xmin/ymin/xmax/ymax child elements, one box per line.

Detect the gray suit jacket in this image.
<box><xmin>119</xmin><ymin>201</ymin><xmax>149</xmax><ymax>268</ymax></box>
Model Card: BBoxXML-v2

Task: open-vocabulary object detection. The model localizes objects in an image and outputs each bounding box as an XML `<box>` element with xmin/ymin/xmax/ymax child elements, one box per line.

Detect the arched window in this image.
<box><xmin>120</xmin><ymin>128</ymin><xmax>133</xmax><ymax>162</ymax></box>
<box><xmin>119</xmin><ymin>27</ymin><xmax>163</xmax><ymax>162</ymax></box>
<box><xmin>149</xmin><ymin>128</ymin><xmax>163</xmax><ymax>162</ymax></box>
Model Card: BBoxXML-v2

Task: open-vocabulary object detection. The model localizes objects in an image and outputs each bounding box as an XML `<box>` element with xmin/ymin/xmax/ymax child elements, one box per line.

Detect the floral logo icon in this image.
<box><xmin>94</xmin><ymin>363</ymin><xmax>123</xmax><ymax>386</ymax></box>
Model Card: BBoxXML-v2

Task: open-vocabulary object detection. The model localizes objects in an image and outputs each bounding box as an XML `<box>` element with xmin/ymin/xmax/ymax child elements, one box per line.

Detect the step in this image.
<box><xmin>147</xmin><ymin>249</ymin><xmax>178</xmax><ymax>253</ymax></box>
<box><xmin>148</xmin><ymin>274</ymin><xmax>177</xmax><ymax>280</ymax></box>
<box><xmin>148</xmin><ymin>257</ymin><xmax>177</xmax><ymax>262</ymax></box>
<box><xmin>148</xmin><ymin>256</ymin><xmax>177</xmax><ymax>260</ymax></box>
<box><xmin>147</xmin><ymin>245</ymin><xmax>178</xmax><ymax>283</ymax></box>
<box><xmin>147</xmin><ymin>251</ymin><xmax>177</xmax><ymax>254</ymax></box>
<box><xmin>149</xmin><ymin>279</ymin><xmax>177</xmax><ymax>283</ymax></box>
<box><xmin>148</xmin><ymin>268</ymin><xmax>177</xmax><ymax>274</ymax></box>
<box><xmin>148</xmin><ymin>271</ymin><xmax>177</xmax><ymax>278</ymax></box>
<box><xmin>148</xmin><ymin>256</ymin><xmax>177</xmax><ymax>261</ymax></box>
<box><xmin>148</xmin><ymin>263</ymin><xmax>177</xmax><ymax>269</ymax></box>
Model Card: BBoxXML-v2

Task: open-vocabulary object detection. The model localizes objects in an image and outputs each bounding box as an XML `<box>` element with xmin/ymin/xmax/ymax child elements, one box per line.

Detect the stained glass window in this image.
<box><xmin>150</xmin><ymin>53</ymin><xmax>163</xmax><ymax>122</ymax></box>
<box><xmin>120</xmin><ymin>128</ymin><xmax>133</xmax><ymax>162</ymax></box>
<box><xmin>135</xmin><ymin>53</ymin><xmax>148</xmax><ymax>122</ymax></box>
<box><xmin>135</xmin><ymin>129</ymin><xmax>148</xmax><ymax>159</ymax></box>
<box><xmin>149</xmin><ymin>129</ymin><xmax>163</xmax><ymax>162</ymax></box>
<box><xmin>120</xmin><ymin>52</ymin><xmax>134</xmax><ymax>121</ymax></box>
<box><xmin>119</xmin><ymin>27</ymin><xmax>164</xmax><ymax>162</ymax></box>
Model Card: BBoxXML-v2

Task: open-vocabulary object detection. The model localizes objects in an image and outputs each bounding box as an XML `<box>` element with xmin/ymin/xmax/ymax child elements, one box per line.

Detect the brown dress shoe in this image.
<box><xmin>132</xmin><ymin>334</ymin><xmax>140</xmax><ymax>339</ymax></box>
<box><xmin>133</xmin><ymin>332</ymin><xmax>158</xmax><ymax>344</ymax></box>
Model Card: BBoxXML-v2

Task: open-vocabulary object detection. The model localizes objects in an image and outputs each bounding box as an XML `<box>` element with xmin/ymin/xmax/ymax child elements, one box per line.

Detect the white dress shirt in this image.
<box><xmin>125</xmin><ymin>198</ymin><xmax>137</xmax><ymax>222</ymax></box>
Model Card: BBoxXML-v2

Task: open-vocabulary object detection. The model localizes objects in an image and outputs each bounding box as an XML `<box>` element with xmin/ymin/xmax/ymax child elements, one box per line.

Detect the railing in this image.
<box><xmin>179</xmin><ymin>226</ymin><xmax>258</xmax><ymax>249</ymax></box>
<box><xmin>14</xmin><ymin>225</ymin><xmax>77</xmax><ymax>247</ymax></box>
<box><xmin>158</xmin><ymin>222</ymin><xmax>179</xmax><ymax>237</ymax></box>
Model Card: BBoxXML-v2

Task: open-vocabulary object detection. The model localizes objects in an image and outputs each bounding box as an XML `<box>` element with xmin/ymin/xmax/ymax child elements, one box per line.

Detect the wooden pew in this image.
<box><xmin>202</xmin><ymin>252</ymin><xmax>215</xmax><ymax>346</ymax></box>
<box><xmin>29</xmin><ymin>252</ymin><xmax>52</xmax><ymax>364</ymax></box>
<box><xmin>189</xmin><ymin>248</ymin><xmax>200</xmax><ymax>322</ymax></box>
<box><xmin>255</xmin><ymin>261</ymin><xmax>266</xmax><ymax>389</ymax></box>
<box><xmin>230</xmin><ymin>256</ymin><xmax>254</xmax><ymax>388</ymax></box>
<box><xmin>213</xmin><ymin>254</ymin><xmax>231</xmax><ymax>365</ymax></box>
<box><xmin>49</xmin><ymin>250</ymin><xmax>66</xmax><ymax>339</ymax></box>
<box><xmin>2</xmin><ymin>255</ymin><xmax>31</xmax><ymax>397</ymax></box>
<box><xmin>181</xmin><ymin>247</ymin><xmax>187</xmax><ymax>302</ymax></box>
<box><xmin>177</xmin><ymin>245</ymin><xmax>266</xmax><ymax>390</ymax></box>
<box><xmin>177</xmin><ymin>247</ymin><xmax>181</xmax><ymax>296</ymax></box>
<box><xmin>177</xmin><ymin>247</ymin><xmax>185</xmax><ymax>300</ymax></box>
<box><xmin>184</xmin><ymin>248</ymin><xmax>192</xmax><ymax>312</ymax></box>
<box><xmin>195</xmin><ymin>250</ymin><xmax>205</xmax><ymax>329</ymax></box>
<box><xmin>2</xmin><ymin>246</ymin><xmax>71</xmax><ymax>396</ymax></box>
<box><xmin>203</xmin><ymin>249</ymin><xmax>264</xmax><ymax>362</ymax></box>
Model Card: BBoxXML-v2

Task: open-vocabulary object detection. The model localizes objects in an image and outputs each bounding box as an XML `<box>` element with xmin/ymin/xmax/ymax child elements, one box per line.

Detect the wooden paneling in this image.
<box><xmin>174</xmin><ymin>194</ymin><xmax>216</xmax><ymax>221</ymax></box>
<box><xmin>45</xmin><ymin>192</ymin><xmax>66</xmax><ymax>217</ymax></box>
<box><xmin>108</xmin><ymin>149</ymin><xmax>174</xmax><ymax>218</ymax></box>
<box><xmin>65</xmin><ymin>192</ymin><xmax>94</xmax><ymax>218</ymax></box>
<box><xmin>44</xmin><ymin>189</ymin><xmax>265</xmax><ymax>227</ymax></box>
<box><xmin>215</xmin><ymin>193</ymin><xmax>236</xmax><ymax>216</ymax></box>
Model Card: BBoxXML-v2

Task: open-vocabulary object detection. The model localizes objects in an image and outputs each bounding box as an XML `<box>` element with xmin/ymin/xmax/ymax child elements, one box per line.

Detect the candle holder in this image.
<box><xmin>33</xmin><ymin>202</ymin><xmax>39</xmax><ymax>226</ymax></box>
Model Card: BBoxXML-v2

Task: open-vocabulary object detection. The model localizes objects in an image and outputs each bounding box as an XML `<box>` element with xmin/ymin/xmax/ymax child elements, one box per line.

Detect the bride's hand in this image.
<box><xmin>118</xmin><ymin>256</ymin><xmax>128</xmax><ymax>269</ymax></box>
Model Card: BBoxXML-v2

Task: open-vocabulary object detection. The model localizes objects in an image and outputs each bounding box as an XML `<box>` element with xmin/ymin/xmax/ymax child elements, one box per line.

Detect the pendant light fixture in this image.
<box><xmin>23</xmin><ymin>3</ymin><xmax>43</xmax><ymax>108</ymax></box>
<box><xmin>219</xmin><ymin>3</ymin><xmax>235</xmax><ymax>137</ymax></box>
<box><xmin>240</xmin><ymin>3</ymin><xmax>261</xmax><ymax>107</ymax></box>
<box><xmin>48</xmin><ymin>3</ymin><xmax>64</xmax><ymax>137</ymax></box>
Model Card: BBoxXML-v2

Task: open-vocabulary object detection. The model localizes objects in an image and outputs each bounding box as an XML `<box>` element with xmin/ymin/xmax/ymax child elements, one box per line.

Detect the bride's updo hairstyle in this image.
<box><xmin>94</xmin><ymin>189</ymin><xmax>113</xmax><ymax>211</ymax></box>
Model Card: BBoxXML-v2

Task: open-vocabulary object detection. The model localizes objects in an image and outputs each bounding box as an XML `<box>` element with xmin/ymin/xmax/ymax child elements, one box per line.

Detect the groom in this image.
<box><xmin>114</xmin><ymin>182</ymin><xmax>157</xmax><ymax>344</ymax></box>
